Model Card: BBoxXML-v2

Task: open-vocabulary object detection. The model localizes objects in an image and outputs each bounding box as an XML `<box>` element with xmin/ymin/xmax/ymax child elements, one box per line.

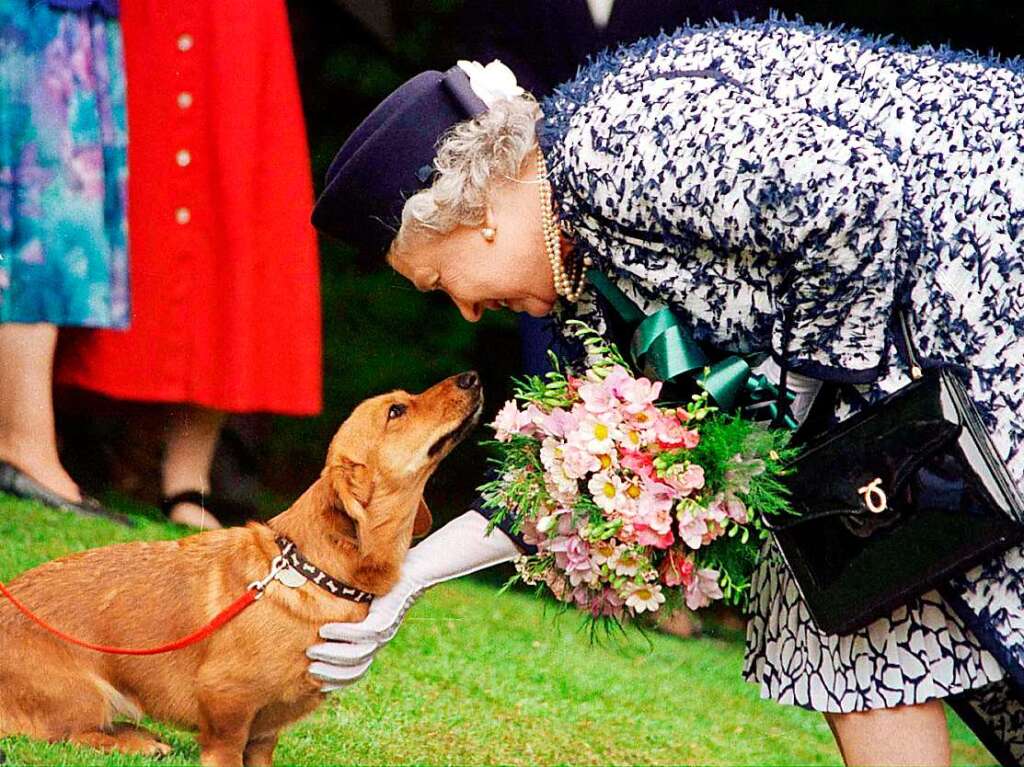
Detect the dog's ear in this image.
<box><xmin>412</xmin><ymin>497</ymin><xmax>433</xmax><ymax>539</ymax></box>
<box><xmin>330</xmin><ymin>456</ymin><xmax>373</xmax><ymax>524</ymax></box>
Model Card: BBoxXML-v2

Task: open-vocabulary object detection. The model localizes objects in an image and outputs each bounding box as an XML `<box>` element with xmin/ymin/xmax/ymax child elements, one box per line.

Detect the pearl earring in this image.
<box><xmin>481</xmin><ymin>227</ymin><xmax>496</xmax><ymax>242</ymax></box>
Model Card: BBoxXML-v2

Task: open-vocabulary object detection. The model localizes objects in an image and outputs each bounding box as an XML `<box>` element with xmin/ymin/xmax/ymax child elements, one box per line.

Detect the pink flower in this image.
<box><xmin>551</xmin><ymin>535</ymin><xmax>591</xmax><ymax>573</ymax></box>
<box><xmin>620</xmin><ymin>449</ymin><xmax>655</xmax><ymax>480</ymax></box>
<box><xmin>491</xmin><ymin>401</ymin><xmax>525</xmax><ymax>441</ymax></box>
<box><xmin>624</xmin><ymin>404</ymin><xmax>660</xmax><ymax>435</ymax></box>
<box><xmin>602</xmin><ymin>366</ymin><xmax>634</xmax><ymax>397</ymax></box>
<box><xmin>634</xmin><ymin>523</ymin><xmax>675</xmax><ymax>549</ymax></box>
<box><xmin>637</xmin><ymin>504</ymin><xmax>673</xmax><ymax>535</ymax></box>
<box><xmin>659</xmin><ymin>548</ymin><xmax>694</xmax><ymax>587</ymax></box>
<box><xmin>705</xmin><ymin>497</ymin><xmax>729</xmax><ymax>524</ymax></box>
<box><xmin>708</xmin><ymin>495</ymin><xmax>749</xmax><ymax>525</ymax></box>
<box><xmin>726</xmin><ymin>497</ymin><xmax>748</xmax><ymax>524</ymax></box>
<box><xmin>561</xmin><ymin>443</ymin><xmax>600</xmax><ymax>479</ymax></box>
<box><xmin>572</xmin><ymin>586</ymin><xmax>593</xmax><ymax>609</ymax></box>
<box><xmin>685</xmin><ymin>568</ymin><xmax>724</xmax><ymax>610</ymax></box>
<box><xmin>617</xmin><ymin>376</ymin><xmax>663</xmax><ymax>413</ymax></box>
<box><xmin>650</xmin><ymin>408</ymin><xmax>700</xmax><ymax>449</ymax></box>
<box><xmin>663</xmin><ymin>463</ymin><xmax>706</xmax><ymax>496</ymax></box>
<box><xmin>541</xmin><ymin>407</ymin><xmax>578</xmax><ymax>439</ymax></box>
<box><xmin>653</xmin><ymin>414</ymin><xmax>689</xmax><ymax>448</ymax></box>
<box><xmin>589</xmin><ymin>588</ymin><xmax>625</xmax><ymax>619</ymax></box>
<box><xmin>577</xmin><ymin>379</ymin><xmax>616</xmax><ymax>415</ymax></box>
<box><xmin>676</xmin><ymin>502</ymin><xmax>709</xmax><ymax>549</ymax></box>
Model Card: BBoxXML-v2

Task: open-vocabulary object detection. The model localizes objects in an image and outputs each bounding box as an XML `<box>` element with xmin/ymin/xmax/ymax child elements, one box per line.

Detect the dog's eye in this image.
<box><xmin>388</xmin><ymin>404</ymin><xmax>407</xmax><ymax>420</ymax></box>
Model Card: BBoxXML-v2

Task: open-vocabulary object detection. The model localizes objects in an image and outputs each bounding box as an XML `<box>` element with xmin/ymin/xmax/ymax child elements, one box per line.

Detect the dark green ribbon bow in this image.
<box><xmin>587</xmin><ymin>270</ymin><xmax>797</xmax><ymax>429</ymax></box>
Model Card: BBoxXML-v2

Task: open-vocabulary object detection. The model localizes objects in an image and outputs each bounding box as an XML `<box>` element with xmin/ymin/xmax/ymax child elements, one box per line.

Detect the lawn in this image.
<box><xmin>0</xmin><ymin>497</ymin><xmax>995</xmax><ymax>766</ymax></box>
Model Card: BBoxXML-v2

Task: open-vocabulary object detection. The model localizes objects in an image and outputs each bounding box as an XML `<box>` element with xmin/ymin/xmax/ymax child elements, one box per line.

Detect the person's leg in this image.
<box><xmin>825</xmin><ymin>699</ymin><xmax>951</xmax><ymax>767</ymax></box>
<box><xmin>0</xmin><ymin>323</ymin><xmax>80</xmax><ymax>500</ymax></box>
<box><xmin>162</xmin><ymin>404</ymin><xmax>226</xmax><ymax>530</ymax></box>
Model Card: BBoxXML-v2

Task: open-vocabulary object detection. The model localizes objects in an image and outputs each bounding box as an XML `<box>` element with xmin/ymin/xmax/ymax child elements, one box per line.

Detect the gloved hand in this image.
<box><xmin>751</xmin><ymin>356</ymin><xmax>823</xmax><ymax>428</ymax></box>
<box><xmin>306</xmin><ymin>510</ymin><xmax>520</xmax><ymax>691</ymax></box>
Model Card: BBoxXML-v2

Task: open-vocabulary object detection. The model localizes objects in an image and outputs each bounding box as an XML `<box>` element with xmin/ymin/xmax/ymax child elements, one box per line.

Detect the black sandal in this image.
<box><xmin>0</xmin><ymin>459</ymin><xmax>133</xmax><ymax>527</ymax></box>
<box><xmin>160</xmin><ymin>490</ymin><xmax>256</xmax><ymax>527</ymax></box>
<box><xmin>160</xmin><ymin>490</ymin><xmax>208</xmax><ymax>519</ymax></box>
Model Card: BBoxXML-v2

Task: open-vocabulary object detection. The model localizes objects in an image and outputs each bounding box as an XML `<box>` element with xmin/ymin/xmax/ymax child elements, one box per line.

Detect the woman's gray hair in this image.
<box><xmin>390</xmin><ymin>93</ymin><xmax>541</xmax><ymax>254</ymax></box>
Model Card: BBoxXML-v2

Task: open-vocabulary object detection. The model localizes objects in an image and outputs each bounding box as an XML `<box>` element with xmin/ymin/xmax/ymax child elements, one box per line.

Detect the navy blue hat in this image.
<box><xmin>312</xmin><ymin>66</ymin><xmax>489</xmax><ymax>255</ymax></box>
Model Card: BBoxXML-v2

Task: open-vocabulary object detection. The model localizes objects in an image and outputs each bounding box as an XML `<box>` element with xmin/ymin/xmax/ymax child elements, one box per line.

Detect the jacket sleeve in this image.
<box><xmin>561</xmin><ymin>73</ymin><xmax>904</xmax><ymax>381</ymax></box>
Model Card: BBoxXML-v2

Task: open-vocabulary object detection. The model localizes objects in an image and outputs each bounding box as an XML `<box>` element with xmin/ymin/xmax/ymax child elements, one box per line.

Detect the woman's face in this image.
<box><xmin>389</xmin><ymin>151</ymin><xmax>558</xmax><ymax>322</ymax></box>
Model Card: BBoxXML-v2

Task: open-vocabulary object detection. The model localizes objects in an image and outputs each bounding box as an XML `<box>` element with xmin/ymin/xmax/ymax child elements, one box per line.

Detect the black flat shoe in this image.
<box><xmin>0</xmin><ymin>460</ymin><xmax>133</xmax><ymax>527</ymax></box>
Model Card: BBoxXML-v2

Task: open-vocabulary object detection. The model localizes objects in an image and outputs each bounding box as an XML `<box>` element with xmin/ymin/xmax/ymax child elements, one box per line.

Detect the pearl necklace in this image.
<box><xmin>536</xmin><ymin>151</ymin><xmax>588</xmax><ymax>302</ymax></box>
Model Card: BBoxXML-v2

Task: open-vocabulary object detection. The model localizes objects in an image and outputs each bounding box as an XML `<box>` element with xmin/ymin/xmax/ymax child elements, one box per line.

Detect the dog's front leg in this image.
<box><xmin>196</xmin><ymin>693</ymin><xmax>257</xmax><ymax>767</ymax></box>
<box><xmin>243</xmin><ymin>730</ymin><xmax>280</xmax><ymax>767</ymax></box>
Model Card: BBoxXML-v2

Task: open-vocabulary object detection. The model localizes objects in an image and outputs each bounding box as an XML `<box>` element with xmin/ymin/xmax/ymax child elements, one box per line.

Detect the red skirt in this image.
<box><xmin>57</xmin><ymin>0</ymin><xmax>322</xmax><ymax>416</ymax></box>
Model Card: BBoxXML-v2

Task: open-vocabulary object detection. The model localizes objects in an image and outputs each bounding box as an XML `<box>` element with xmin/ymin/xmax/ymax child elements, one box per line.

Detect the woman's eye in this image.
<box><xmin>388</xmin><ymin>404</ymin><xmax>407</xmax><ymax>420</ymax></box>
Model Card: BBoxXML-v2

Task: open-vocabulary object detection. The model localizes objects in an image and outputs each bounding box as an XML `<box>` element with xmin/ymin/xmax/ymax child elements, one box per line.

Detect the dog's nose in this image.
<box><xmin>456</xmin><ymin>371</ymin><xmax>480</xmax><ymax>390</ymax></box>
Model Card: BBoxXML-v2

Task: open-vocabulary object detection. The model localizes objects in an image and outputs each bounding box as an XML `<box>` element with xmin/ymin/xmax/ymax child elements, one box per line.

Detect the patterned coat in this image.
<box><xmin>536</xmin><ymin>18</ymin><xmax>1024</xmax><ymax>763</ymax></box>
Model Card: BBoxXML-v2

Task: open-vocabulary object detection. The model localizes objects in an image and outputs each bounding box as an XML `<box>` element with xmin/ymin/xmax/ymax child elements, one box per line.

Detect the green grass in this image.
<box><xmin>0</xmin><ymin>497</ymin><xmax>995</xmax><ymax>766</ymax></box>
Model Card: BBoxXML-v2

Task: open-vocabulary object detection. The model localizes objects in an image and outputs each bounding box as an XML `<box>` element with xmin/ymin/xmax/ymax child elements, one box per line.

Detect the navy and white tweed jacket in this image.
<box><xmin>529</xmin><ymin>19</ymin><xmax>1024</xmax><ymax>758</ymax></box>
<box><xmin>540</xmin><ymin>18</ymin><xmax>1024</xmax><ymax>387</ymax></box>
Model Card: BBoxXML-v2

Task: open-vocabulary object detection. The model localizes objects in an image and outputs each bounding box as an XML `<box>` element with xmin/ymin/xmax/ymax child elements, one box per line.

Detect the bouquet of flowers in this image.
<box><xmin>480</xmin><ymin>322</ymin><xmax>797</xmax><ymax>627</ymax></box>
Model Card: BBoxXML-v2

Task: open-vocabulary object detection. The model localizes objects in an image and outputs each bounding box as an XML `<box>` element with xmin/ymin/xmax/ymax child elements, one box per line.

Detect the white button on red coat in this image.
<box><xmin>176</xmin><ymin>149</ymin><xmax>192</xmax><ymax>167</ymax></box>
<box><xmin>177</xmin><ymin>91</ymin><xmax>193</xmax><ymax>109</ymax></box>
<box><xmin>177</xmin><ymin>33</ymin><xmax>194</xmax><ymax>52</ymax></box>
<box><xmin>175</xmin><ymin>207</ymin><xmax>191</xmax><ymax>225</ymax></box>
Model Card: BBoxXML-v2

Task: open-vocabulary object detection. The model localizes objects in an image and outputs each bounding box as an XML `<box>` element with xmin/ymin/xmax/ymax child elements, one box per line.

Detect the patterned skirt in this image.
<box><xmin>0</xmin><ymin>2</ymin><xmax>129</xmax><ymax>327</ymax></box>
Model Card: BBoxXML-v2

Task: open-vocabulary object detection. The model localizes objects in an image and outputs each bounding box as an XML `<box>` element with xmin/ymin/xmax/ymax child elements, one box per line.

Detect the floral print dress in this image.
<box><xmin>533</xmin><ymin>17</ymin><xmax>1024</xmax><ymax>764</ymax></box>
<box><xmin>0</xmin><ymin>1</ymin><xmax>128</xmax><ymax>327</ymax></box>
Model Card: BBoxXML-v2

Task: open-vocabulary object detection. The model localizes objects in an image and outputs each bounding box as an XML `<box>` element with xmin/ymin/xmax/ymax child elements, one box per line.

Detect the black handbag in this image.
<box><xmin>766</xmin><ymin>311</ymin><xmax>1024</xmax><ymax>635</ymax></box>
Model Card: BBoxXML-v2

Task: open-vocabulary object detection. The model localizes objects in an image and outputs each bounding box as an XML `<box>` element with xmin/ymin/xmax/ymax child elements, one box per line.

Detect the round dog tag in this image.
<box><xmin>275</xmin><ymin>565</ymin><xmax>308</xmax><ymax>589</ymax></box>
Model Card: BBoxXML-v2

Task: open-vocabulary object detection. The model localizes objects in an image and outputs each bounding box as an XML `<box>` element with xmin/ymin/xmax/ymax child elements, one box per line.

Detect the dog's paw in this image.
<box><xmin>145</xmin><ymin>741</ymin><xmax>174</xmax><ymax>759</ymax></box>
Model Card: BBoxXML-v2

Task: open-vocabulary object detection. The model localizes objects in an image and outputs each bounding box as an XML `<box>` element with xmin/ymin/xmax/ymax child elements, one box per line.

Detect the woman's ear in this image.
<box><xmin>412</xmin><ymin>498</ymin><xmax>433</xmax><ymax>539</ymax></box>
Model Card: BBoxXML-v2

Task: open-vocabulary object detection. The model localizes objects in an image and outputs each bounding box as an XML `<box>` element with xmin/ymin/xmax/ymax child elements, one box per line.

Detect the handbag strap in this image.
<box><xmin>895</xmin><ymin>309</ymin><xmax>925</xmax><ymax>381</ymax></box>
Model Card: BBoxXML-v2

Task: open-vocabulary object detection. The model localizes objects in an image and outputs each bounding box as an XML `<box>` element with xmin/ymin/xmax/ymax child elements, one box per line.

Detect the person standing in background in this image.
<box><xmin>0</xmin><ymin>0</ymin><xmax>131</xmax><ymax>525</ymax></box>
<box><xmin>55</xmin><ymin>0</ymin><xmax>322</xmax><ymax>530</ymax></box>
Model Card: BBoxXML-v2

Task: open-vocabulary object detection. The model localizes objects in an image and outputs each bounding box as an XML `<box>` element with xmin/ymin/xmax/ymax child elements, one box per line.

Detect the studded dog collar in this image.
<box><xmin>274</xmin><ymin>536</ymin><xmax>375</xmax><ymax>604</ymax></box>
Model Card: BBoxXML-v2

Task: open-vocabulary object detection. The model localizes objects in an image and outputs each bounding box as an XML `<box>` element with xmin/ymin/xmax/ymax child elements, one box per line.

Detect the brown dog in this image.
<box><xmin>0</xmin><ymin>372</ymin><xmax>483</xmax><ymax>766</ymax></box>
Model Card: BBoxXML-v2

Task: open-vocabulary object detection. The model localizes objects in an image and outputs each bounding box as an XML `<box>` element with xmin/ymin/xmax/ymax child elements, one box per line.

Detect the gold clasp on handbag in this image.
<box><xmin>857</xmin><ymin>478</ymin><xmax>888</xmax><ymax>514</ymax></box>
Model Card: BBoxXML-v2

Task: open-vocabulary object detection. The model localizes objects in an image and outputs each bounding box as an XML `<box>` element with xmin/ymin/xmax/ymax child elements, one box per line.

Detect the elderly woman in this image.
<box><xmin>308</xmin><ymin>19</ymin><xmax>1024</xmax><ymax>767</ymax></box>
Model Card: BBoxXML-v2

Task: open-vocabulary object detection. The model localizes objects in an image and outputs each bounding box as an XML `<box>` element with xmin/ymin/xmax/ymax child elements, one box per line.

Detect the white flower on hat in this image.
<box><xmin>456</xmin><ymin>59</ymin><xmax>524</xmax><ymax>107</ymax></box>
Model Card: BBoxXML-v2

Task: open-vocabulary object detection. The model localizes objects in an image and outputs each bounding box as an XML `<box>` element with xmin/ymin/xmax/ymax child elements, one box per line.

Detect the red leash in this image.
<box><xmin>0</xmin><ymin>561</ymin><xmax>280</xmax><ymax>655</ymax></box>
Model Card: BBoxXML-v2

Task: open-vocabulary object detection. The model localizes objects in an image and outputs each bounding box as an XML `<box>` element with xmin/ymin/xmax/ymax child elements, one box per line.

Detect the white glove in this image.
<box><xmin>306</xmin><ymin>510</ymin><xmax>520</xmax><ymax>691</ymax></box>
<box><xmin>751</xmin><ymin>357</ymin><xmax>823</xmax><ymax>428</ymax></box>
